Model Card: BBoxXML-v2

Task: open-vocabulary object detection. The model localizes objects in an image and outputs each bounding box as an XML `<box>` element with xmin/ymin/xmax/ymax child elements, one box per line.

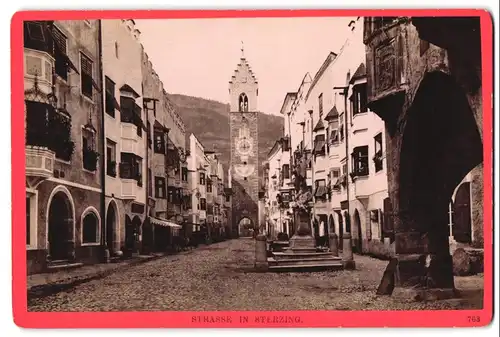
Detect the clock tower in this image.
<box><xmin>229</xmin><ymin>44</ymin><xmax>260</xmax><ymax>238</ymax></box>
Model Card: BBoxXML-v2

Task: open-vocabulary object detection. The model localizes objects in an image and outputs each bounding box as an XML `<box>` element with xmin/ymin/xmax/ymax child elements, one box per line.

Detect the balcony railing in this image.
<box><xmin>25</xmin><ymin>102</ymin><xmax>75</xmax><ymax>162</ymax></box>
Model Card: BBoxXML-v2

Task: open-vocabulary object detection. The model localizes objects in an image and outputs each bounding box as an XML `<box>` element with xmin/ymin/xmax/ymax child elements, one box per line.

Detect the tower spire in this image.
<box><xmin>241</xmin><ymin>40</ymin><xmax>245</xmax><ymax>58</ymax></box>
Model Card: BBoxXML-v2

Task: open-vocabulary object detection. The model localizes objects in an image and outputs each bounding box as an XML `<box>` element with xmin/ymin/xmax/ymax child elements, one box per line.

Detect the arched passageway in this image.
<box><xmin>452</xmin><ymin>182</ymin><xmax>472</xmax><ymax>244</ymax></box>
<box><xmin>336</xmin><ymin>211</ymin><xmax>344</xmax><ymax>250</ymax></box>
<box><xmin>397</xmin><ymin>71</ymin><xmax>483</xmax><ymax>289</ymax></box>
<box><xmin>48</xmin><ymin>191</ymin><xmax>74</xmax><ymax>260</ymax></box>
<box><xmin>238</xmin><ymin>217</ymin><xmax>254</xmax><ymax>237</ymax></box>
<box><xmin>106</xmin><ymin>201</ymin><xmax>117</xmax><ymax>254</ymax></box>
<box><xmin>353</xmin><ymin>209</ymin><xmax>362</xmax><ymax>253</ymax></box>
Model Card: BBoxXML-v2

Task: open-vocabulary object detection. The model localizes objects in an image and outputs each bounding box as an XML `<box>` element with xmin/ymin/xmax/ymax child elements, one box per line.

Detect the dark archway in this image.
<box><xmin>452</xmin><ymin>182</ymin><xmax>472</xmax><ymax>244</ymax></box>
<box><xmin>124</xmin><ymin>215</ymin><xmax>133</xmax><ymax>254</ymax></box>
<box><xmin>353</xmin><ymin>209</ymin><xmax>362</xmax><ymax>253</ymax></box>
<box><xmin>238</xmin><ymin>217</ymin><xmax>254</xmax><ymax>237</ymax></box>
<box><xmin>336</xmin><ymin>211</ymin><xmax>344</xmax><ymax>250</ymax></box>
<box><xmin>343</xmin><ymin>211</ymin><xmax>351</xmax><ymax>233</ymax></box>
<box><xmin>329</xmin><ymin>214</ymin><xmax>335</xmax><ymax>234</ymax></box>
<box><xmin>106</xmin><ymin>201</ymin><xmax>117</xmax><ymax>254</ymax></box>
<box><xmin>398</xmin><ymin>71</ymin><xmax>482</xmax><ymax>288</ymax></box>
<box><xmin>48</xmin><ymin>191</ymin><xmax>73</xmax><ymax>261</ymax></box>
<box><xmin>142</xmin><ymin>218</ymin><xmax>154</xmax><ymax>254</ymax></box>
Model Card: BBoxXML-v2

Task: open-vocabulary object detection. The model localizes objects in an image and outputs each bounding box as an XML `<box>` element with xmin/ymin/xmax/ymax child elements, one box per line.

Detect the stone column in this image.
<box><xmin>254</xmin><ymin>234</ymin><xmax>268</xmax><ymax>271</ymax></box>
<box><xmin>329</xmin><ymin>233</ymin><xmax>339</xmax><ymax>256</ymax></box>
<box><xmin>392</xmin><ymin>201</ymin><xmax>455</xmax><ymax>300</ymax></box>
<box><xmin>342</xmin><ymin>233</ymin><xmax>355</xmax><ymax>269</ymax></box>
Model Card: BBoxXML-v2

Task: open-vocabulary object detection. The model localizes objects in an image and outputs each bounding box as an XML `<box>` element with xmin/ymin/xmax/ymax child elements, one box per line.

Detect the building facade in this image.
<box><xmin>101</xmin><ymin>19</ymin><xmax>147</xmax><ymax>257</ymax></box>
<box><xmin>187</xmin><ymin>133</ymin><xmax>209</xmax><ymax>228</ymax></box>
<box><xmin>229</xmin><ymin>52</ymin><xmax>260</xmax><ymax>237</ymax></box>
<box><xmin>25</xmin><ymin>20</ymin><xmax>104</xmax><ymax>274</ymax></box>
<box><xmin>363</xmin><ymin>17</ymin><xmax>483</xmax><ymax>292</ymax></box>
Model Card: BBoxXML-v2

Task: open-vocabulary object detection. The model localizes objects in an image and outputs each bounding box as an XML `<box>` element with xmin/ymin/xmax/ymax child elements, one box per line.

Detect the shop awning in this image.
<box><xmin>149</xmin><ymin>216</ymin><xmax>182</xmax><ymax>228</ymax></box>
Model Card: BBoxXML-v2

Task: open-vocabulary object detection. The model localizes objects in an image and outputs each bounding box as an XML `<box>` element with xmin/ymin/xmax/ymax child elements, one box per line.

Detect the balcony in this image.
<box><xmin>24</xmin><ymin>48</ymin><xmax>54</xmax><ymax>97</ymax></box>
<box><xmin>352</xmin><ymin>175</ymin><xmax>371</xmax><ymax>199</ymax></box>
<box><xmin>120</xmin><ymin>123</ymin><xmax>138</xmax><ymax>153</ymax></box>
<box><xmin>25</xmin><ymin>146</ymin><xmax>55</xmax><ymax>184</ymax></box>
<box><xmin>26</xmin><ymin>102</ymin><xmax>75</xmax><ymax>163</ymax></box>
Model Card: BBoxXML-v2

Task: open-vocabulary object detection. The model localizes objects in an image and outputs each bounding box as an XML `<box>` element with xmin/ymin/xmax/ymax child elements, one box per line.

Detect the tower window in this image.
<box><xmin>239</xmin><ymin>93</ymin><xmax>249</xmax><ymax>112</ymax></box>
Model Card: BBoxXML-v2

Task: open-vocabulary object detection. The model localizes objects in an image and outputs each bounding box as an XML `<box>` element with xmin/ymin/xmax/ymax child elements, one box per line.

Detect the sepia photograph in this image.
<box><xmin>13</xmin><ymin>10</ymin><xmax>492</xmax><ymax>327</ymax></box>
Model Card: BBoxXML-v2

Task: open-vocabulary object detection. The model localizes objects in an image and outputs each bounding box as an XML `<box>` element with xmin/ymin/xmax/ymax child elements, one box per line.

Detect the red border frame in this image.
<box><xmin>11</xmin><ymin>9</ymin><xmax>494</xmax><ymax>328</ymax></box>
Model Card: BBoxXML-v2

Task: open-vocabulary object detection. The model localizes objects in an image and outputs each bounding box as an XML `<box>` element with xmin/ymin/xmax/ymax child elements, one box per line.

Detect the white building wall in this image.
<box><xmin>102</xmin><ymin>19</ymin><xmax>146</xmax><ymax>204</ymax></box>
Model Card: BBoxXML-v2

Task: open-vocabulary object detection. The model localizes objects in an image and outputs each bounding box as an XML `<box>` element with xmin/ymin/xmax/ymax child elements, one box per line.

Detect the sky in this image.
<box><xmin>135</xmin><ymin>16</ymin><xmax>357</xmax><ymax>115</ymax></box>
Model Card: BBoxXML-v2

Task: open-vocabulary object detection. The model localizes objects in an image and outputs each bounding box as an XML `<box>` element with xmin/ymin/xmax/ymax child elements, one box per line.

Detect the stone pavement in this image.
<box><xmin>28</xmin><ymin>253</ymin><xmax>168</xmax><ymax>298</ymax></box>
<box><xmin>28</xmin><ymin>239</ymin><xmax>484</xmax><ymax>311</ymax></box>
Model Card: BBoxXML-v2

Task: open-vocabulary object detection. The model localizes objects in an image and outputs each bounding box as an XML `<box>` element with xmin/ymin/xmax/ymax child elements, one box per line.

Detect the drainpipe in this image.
<box><xmin>97</xmin><ymin>20</ymin><xmax>109</xmax><ymax>262</ymax></box>
<box><xmin>334</xmin><ymin>85</ymin><xmax>350</xmax><ymax>233</ymax></box>
<box><xmin>308</xmin><ymin>110</ymin><xmax>316</xmax><ymax>236</ymax></box>
<box><xmin>144</xmin><ymin>100</ymin><xmax>149</xmax><ymax>254</ymax></box>
<box><xmin>165</xmin><ymin>129</ymin><xmax>169</xmax><ymax>219</ymax></box>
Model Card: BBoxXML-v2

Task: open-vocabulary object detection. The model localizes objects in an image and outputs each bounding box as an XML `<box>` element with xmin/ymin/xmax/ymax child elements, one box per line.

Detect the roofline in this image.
<box><xmin>305</xmin><ymin>52</ymin><xmax>338</xmax><ymax>101</ymax></box>
<box><xmin>279</xmin><ymin>92</ymin><xmax>298</xmax><ymax>115</ymax></box>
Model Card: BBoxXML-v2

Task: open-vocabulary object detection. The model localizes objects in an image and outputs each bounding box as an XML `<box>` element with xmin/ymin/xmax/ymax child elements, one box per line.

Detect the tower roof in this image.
<box><xmin>229</xmin><ymin>42</ymin><xmax>258</xmax><ymax>84</ymax></box>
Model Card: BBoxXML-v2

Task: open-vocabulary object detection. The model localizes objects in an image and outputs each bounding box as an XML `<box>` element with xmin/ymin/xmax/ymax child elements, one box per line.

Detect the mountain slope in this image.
<box><xmin>168</xmin><ymin>93</ymin><xmax>284</xmax><ymax>179</ymax></box>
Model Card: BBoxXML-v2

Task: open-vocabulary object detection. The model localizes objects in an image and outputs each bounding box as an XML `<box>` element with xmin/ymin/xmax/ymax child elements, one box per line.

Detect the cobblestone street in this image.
<box><xmin>28</xmin><ymin>239</ymin><xmax>484</xmax><ymax>312</ymax></box>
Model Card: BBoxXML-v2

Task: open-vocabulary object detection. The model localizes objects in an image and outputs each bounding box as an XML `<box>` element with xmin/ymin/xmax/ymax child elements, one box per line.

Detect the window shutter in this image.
<box><xmin>52</xmin><ymin>27</ymin><xmax>67</xmax><ymax>54</ymax></box>
<box><xmin>81</xmin><ymin>54</ymin><xmax>92</xmax><ymax>75</ymax></box>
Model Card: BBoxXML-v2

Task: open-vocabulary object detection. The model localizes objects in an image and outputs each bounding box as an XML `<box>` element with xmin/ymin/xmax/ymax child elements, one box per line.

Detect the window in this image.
<box><xmin>82</xmin><ymin>128</ymin><xmax>97</xmax><ymax>172</ymax></box>
<box><xmin>155</xmin><ymin>177</ymin><xmax>166</xmax><ymax>199</ymax></box>
<box><xmin>199</xmin><ymin>172</ymin><xmax>206</xmax><ymax>185</ymax></box>
<box><xmin>350</xmin><ymin>83</ymin><xmax>368</xmax><ymax>116</ymax></box>
<box><xmin>52</xmin><ymin>26</ymin><xmax>68</xmax><ymax>80</ymax></box>
<box><xmin>351</xmin><ymin>146</ymin><xmax>369</xmax><ymax>177</ymax></box>
<box><xmin>331</xmin><ymin>168</ymin><xmax>341</xmax><ymax>191</ymax></box>
<box><xmin>119</xmin><ymin>152</ymin><xmax>142</xmax><ymax>184</ymax></box>
<box><xmin>342</xmin><ymin>163</ymin><xmax>348</xmax><ymax>175</ymax></box>
<box><xmin>80</xmin><ymin>53</ymin><xmax>93</xmax><ymax>99</ymax></box>
<box><xmin>167</xmin><ymin>187</ymin><xmax>174</xmax><ymax>203</ymax></box>
<box><xmin>182</xmin><ymin>167</ymin><xmax>188</xmax><ymax>182</ymax></box>
<box><xmin>225</xmin><ymin>195</ymin><xmax>230</xmax><ymax>203</ymax></box>
<box><xmin>120</xmin><ymin>96</ymin><xmax>135</xmax><ymax>123</ymax></box>
<box><xmin>154</xmin><ymin>131</ymin><xmax>165</xmax><ymax>154</ymax></box>
<box><xmin>282</xmin><ymin>164</ymin><xmax>290</xmax><ymax>179</ymax></box>
<box><xmin>374</xmin><ymin>133</ymin><xmax>383</xmax><ymax>172</ymax></box>
<box><xmin>239</xmin><ymin>93</ymin><xmax>249</xmax><ymax>112</ymax></box>
<box><xmin>200</xmin><ymin>198</ymin><xmax>207</xmax><ymax>210</ymax></box>
<box><xmin>134</xmin><ymin>104</ymin><xmax>143</xmax><ymax>137</ymax></box>
<box><xmin>207</xmin><ymin>179</ymin><xmax>212</xmax><ymax>193</ymax></box>
<box><xmin>106</xmin><ymin>139</ymin><xmax>116</xmax><ymax>177</ymax></box>
<box><xmin>82</xmin><ymin>212</ymin><xmax>99</xmax><ymax>244</ymax></box>
<box><xmin>318</xmin><ymin>93</ymin><xmax>323</xmax><ymax>116</ymax></box>
<box><xmin>105</xmin><ymin>76</ymin><xmax>116</xmax><ymax>117</ymax></box>
<box><xmin>314</xmin><ymin>134</ymin><xmax>326</xmax><ymax>156</ymax></box>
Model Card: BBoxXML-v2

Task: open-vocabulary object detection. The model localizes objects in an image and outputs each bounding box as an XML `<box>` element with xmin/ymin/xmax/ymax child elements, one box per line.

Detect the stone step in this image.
<box><xmin>268</xmin><ymin>262</ymin><xmax>343</xmax><ymax>272</ymax></box>
<box><xmin>283</xmin><ymin>247</ymin><xmax>325</xmax><ymax>253</ymax></box>
<box><xmin>268</xmin><ymin>257</ymin><xmax>341</xmax><ymax>265</ymax></box>
<box><xmin>47</xmin><ymin>262</ymin><xmax>84</xmax><ymax>272</ymax></box>
<box><xmin>272</xmin><ymin>251</ymin><xmax>336</xmax><ymax>260</ymax></box>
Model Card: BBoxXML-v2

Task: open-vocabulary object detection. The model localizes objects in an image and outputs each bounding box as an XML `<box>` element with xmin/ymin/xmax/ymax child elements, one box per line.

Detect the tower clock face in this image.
<box><xmin>236</xmin><ymin>137</ymin><xmax>253</xmax><ymax>156</ymax></box>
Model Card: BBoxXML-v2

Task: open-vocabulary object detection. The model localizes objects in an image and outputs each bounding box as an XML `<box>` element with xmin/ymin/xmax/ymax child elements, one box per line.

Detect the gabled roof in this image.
<box><xmin>324</xmin><ymin>106</ymin><xmax>340</xmax><ymax>121</ymax></box>
<box><xmin>119</xmin><ymin>84</ymin><xmax>140</xmax><ymax>98</ymax></box>
<box><xmin>313</xmin><ymin>118</ymin><xmax>325</xmax><ymax>132</ymax></box>
<box><xmin>349</xmin><ymin>63</ymin><xmax>367</xmax><ymax>84</ymax></box>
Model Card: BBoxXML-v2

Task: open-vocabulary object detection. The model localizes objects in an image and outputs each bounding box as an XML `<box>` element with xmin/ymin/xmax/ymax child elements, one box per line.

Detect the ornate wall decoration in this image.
<box><xmin>375</xmin><ymin>38</ymin><xmax>396</xmax><ymax>92</ymax></box>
